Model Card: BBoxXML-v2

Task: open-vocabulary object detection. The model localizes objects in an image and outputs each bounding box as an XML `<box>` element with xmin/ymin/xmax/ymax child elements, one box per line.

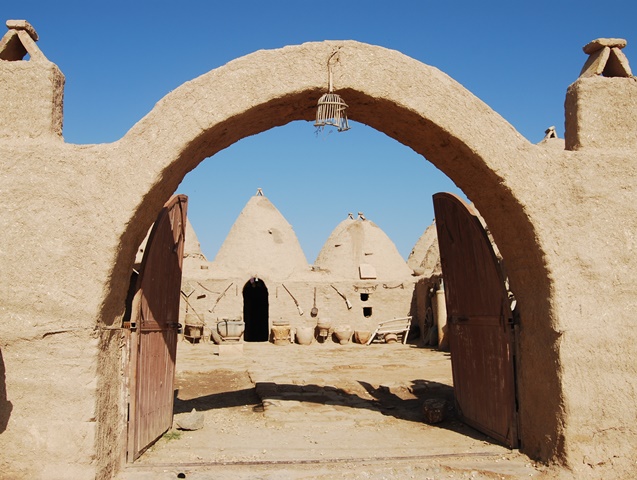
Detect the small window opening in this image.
<box><xmin>360</xmin><ymin>293</ymin><xmax>369</xmax><ymax>302</ymax></box>
<box><xmin>363</xmin><ymin>307</ymin><xmax>373</xmax><ymax>318</ymax></box>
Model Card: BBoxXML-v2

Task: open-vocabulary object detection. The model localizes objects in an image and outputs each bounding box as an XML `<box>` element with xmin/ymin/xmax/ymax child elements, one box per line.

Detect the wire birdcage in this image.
<box><xmin>314</xmin><ymin>51</ymin><xmax>350</xmax><ymax>132</ymax></box>
<box><xmin>314</xmin><ymin>92</ymin><xmax>350</xmax><ymax>132</ymax></box>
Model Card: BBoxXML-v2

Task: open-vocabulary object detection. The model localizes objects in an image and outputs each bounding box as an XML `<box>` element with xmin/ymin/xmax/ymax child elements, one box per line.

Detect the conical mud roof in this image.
<box><xmin>212</xmin><ymin>192</ymin><xmax>309</xmax><ymax>280</ymax></box>
<box><xmin>314</xmin><ymin>215</ymin><xmax>413</xmax><ymax>281</ymax></box>
<box><xmin>181</xmin><ymin>217</ymin><xmax>210</xmax><ymax>278</ymax></box>
<box><xmin>136</xmin><ymin>213</ymin><xmax>208</xmax><ymax>271</ymax></box>
<box><xmin>407</xmin><ymin>221</ymin><xmax>441</xmax><ymax>277</ymax></box>
<box><xmin>184</xmin><ymin>217</ymin><xmax>206</xmax><ymax>260</ymax></box>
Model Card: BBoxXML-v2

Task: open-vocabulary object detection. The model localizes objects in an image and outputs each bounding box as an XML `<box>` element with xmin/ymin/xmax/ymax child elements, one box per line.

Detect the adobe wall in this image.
<box><xmin>179</xmin><ymin>276</ymin><xmax>416</xmax><ymax>339</ymax></box>
<box><xmin>0</xmin><ymin>21</ymin><xmax>64</xmax><ymax>140</ymax></box>
<box><xmin>1</xmin><ymin>36</ymin><xmax>637</xmax><ymax>479</ymax></box>
<box><xmin>0</xmin><ymin>59</ymin><xmax>64</xmax><ymax>139</ymax></box>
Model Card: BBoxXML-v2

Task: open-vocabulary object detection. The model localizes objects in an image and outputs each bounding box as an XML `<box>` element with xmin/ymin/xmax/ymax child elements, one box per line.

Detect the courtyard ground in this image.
<box><xmin>116</xmin><ymin>336</ymin><xmax>550</xmax><ymax>479</ymax></box>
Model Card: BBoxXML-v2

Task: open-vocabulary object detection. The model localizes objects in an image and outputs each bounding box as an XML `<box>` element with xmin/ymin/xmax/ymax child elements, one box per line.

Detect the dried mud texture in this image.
<box><xmin>314</xmin><ymin>216</ymin><xmax>414</xmax><ymax>281</ymax></box>
<box><xmin>118</xmin><ymin>341</ymin><xmax>545</xmax><ymax>480</ymax></box>
<box><xmin>1</xmin><ymin>39</ymin><xmax>637</xmax><ymax>479</ymax></box>
<box><xmin>212</xmin><ymin>194</ymin><xmax>309</xmax><ymax>280</ymax></box>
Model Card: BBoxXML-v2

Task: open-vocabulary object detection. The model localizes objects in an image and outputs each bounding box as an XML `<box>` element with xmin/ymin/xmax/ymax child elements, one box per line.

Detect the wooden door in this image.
<box><xmin>128</xmin><ymin>194</ymin><xmax>188</xmax><ymax>461</ymax></box>
<box><xmin>433</xmin><ymin>192</ymin><xmax>518</xmax><ymax>448</ymax></box>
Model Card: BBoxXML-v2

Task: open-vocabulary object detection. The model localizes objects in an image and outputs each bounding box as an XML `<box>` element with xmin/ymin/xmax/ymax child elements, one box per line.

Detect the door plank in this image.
<box><xmin>433</xmin><ymin>193</ymin><xmax>518</xmax><ymax>448</ymax></box>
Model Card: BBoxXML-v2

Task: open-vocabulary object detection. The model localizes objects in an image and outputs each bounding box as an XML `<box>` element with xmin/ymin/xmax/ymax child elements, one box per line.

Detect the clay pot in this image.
<box><xmin>184</xmin><ymin>313</ymin><xmax>204</xmax><ymax>340</ymax></box>
<box><xmin>384</xmin><ymin>333</ymin><xmax>398</xmax><ymax>344</ymax></box>
<box><xmin>271</xmin><ymin>321</ymin><xmax>291</xmax><ymax>345</ymax></box>
<box><xmin>317</xmin><ymin>318</ymin><xmax>331</xmax><ymax>330</ymax></box>
<box><xmin>217</xmin><ymin>319</ymin><xmax>245</xmax><ymax>342</ymax></box>
<box><xmin>333</xmin><ymin>325</ymin><xmax>353</xmax><ymax>345</ymax></box>
<box><xmin>354</xmin><ymin>330</ymin><xmax>372</xmax><ymax>344</ymax></box>
<box><xmin>316</xmin><ymin>318</ymin><xmax>332</xmax><ymax>343</ymax></box>
<box><xmin>184</xmin><ymin>323</ymin><xmax>203</xmax><ymax>339</ymax></box>
<box><xmin>210</xmin><ymin>325</ymin><xmax>222</xmax><ymax>344</ymax></box>
<box><xmin>295</xmin><ymin>325</ymin><xmax>314</xmax><ymax>345</ymax></box>
<box><xmin>204</xmin><ymin>314</ymin><xmax>221</xmax><ymax>343</ymax></box>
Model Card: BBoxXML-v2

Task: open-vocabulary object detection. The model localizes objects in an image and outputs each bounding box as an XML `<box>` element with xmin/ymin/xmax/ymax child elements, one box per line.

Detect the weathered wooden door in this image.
<box><xmin>433</xmin><ymin>192</ymin><xmax>518</xmax><ymax>448</ymax></box>
<box><xmin>128</xmin><ymin>194</ymin><xmax>188</xmax><ymax>461</ymax></box>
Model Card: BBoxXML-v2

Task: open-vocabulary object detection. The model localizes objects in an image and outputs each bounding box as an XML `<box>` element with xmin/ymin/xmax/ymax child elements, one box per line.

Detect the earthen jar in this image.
<box><xmin>316</xmin><ymin>318</ymin><xmax>332</xmax><ymax>343</ymax></box>
<box><xmin>271</xmin><ymin>320</ymin><xmax>291</xmax><ymax>345</ymax></box>
<box><xmin>184</xmin><ymin>313</ymin><xmax>203</xmax><ymax>340</ymax></box>
<box><xmin>217</xmin><ymin>319</ymin><xmax>245</xmax><ymax>341</ymax></box>
<box><xmin>384</xmin><ymin>333</ymin><xmax>398</xmax><ymax>344</ymax></box>
<box><xmin>354</xmin><ymin>330</ymin><xmax>372</xmax><ymax>344</ymax></box>
<box><xmin>295</xmin><ymin>325</ymin><xmax>314</xmax><ymax>345</ymax></box>
<box><xmin>210</xmin><ymin>324</ymin><xmax>222</xmax><ymax>344</ymax></box>
<box><xmin>334</xmin><ymin>324</ymin><xmax>353</xmax><ymax>344</ymax></box>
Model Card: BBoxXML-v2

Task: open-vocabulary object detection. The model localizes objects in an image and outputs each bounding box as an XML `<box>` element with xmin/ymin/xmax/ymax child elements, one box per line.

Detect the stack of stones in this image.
<box><xmin>580</xmin><ymin>38</ymin><xmax>632</xmax><ymax>78</ymax></box>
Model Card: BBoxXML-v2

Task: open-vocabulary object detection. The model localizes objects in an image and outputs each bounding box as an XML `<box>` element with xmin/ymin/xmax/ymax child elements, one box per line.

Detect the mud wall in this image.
<box><xmin>0</xmin><ymin>140</ymin><xmax>131</xmax><ymax>479</ymax></box>
<box><xmin>1</xmin><ymin>39</ymin><xmax>637</xmax><ymax>479</ymax></box>
<box><xmin>179</xmin><ymin>277</ymin><xmax>416</xmax><ymax>341</ymax></box>
<box><xmin>0</xmin><ymin>58</ymin><xmax>64</xmax><ymax>139</ymax></box>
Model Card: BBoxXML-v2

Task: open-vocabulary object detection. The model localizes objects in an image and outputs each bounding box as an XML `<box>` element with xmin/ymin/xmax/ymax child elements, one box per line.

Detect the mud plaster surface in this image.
<box><xmin>118</xmin><ymin>340</ymin><xmax>550</xmax><ymax>479</ymax></box>
<box><xmin>4</xmin><ymin>39</ymin><xmax>637</xmax><ymax>478</ymax></box>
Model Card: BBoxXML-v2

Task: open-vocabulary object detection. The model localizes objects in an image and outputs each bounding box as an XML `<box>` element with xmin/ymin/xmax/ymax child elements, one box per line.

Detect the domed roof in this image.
<box><xmin>314</xmin><ymin>214</ymin><xmax>413</xmax><ymax>281</ymax></box>
<box><xmin>212</xmin><ymin>192</ymin><xmax>309</xmax><ymax>280</ymax></box>
<box><xmin>184</xmin><ymin>217</ymin><xmax>206</xmax><ymax>260</ymax></box>
<box><xmin>407</xmin><ymin>221</ymin><xmax>441</xmax><ymax>277</ymax></box>
<box><xmin>181</xmin><ymin>216</ymin><xmax>211</xmax><ymax>278</ymax></box>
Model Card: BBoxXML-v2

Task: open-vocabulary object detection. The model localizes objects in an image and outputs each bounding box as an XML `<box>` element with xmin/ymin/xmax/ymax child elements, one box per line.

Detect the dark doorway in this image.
<box><xmin>243</xmin><ymin>278</ymin><xmax>269</xmax><ymax>342</ymax></box>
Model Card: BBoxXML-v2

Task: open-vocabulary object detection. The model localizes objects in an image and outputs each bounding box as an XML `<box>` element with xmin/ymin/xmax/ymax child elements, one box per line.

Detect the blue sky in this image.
<box><xmin>4</xmin><ymin>2</ymin><xmax>636</xmax><ymax>261</ymax></box>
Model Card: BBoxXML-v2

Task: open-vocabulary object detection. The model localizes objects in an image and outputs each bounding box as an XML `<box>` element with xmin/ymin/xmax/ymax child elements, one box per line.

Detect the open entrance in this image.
<box><xmin>242</xmin><ymin>278</ymin><xmax>269</xmax><ymax>342</ymax></box>
<box><xmin>97</xmin><ymin>41</ymin><xmax>560</xmax><ymax>475</ymax></box>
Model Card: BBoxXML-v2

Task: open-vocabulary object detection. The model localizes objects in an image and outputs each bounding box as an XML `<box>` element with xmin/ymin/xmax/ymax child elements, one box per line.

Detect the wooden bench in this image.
<box><xmin>366</xmin><ymin>316</ymin><xmax>412</xmax><ymax>345</ymax></box>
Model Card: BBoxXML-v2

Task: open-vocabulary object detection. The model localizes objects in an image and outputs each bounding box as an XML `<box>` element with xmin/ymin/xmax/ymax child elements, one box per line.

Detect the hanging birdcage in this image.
<box><xmin>314</xmin><ymin>50</ymin><xmax>350</xmax><ymax>132</ymax></box>
<box><xmin>314</xmin><ymin>92</ymin><xmax>350</xmax><ymax>132</ymax></box>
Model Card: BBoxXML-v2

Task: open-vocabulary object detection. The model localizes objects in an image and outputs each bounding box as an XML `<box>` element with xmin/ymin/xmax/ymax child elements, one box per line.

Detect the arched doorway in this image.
<box><xmin>242</xmin><ymin>277</ymin><xmax>269</xmax><ymax>342</ymax></box>
<box><xmin>95</xmin><ymin>40</ymin><xmax>562</xmax><ymax>472</ymax></box>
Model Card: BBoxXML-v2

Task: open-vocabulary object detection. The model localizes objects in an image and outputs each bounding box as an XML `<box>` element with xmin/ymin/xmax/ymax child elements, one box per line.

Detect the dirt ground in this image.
<box><xmin>117</xmin><ymin>337</ymin><xmax>551</xmax><ymax>480</ymax></box>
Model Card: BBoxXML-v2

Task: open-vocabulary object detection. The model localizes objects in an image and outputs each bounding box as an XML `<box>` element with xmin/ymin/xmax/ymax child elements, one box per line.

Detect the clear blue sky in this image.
<box><xmin>5</xmin><ymin>2</ymin><xmax>636</xmax><ymax>261</ymax></box>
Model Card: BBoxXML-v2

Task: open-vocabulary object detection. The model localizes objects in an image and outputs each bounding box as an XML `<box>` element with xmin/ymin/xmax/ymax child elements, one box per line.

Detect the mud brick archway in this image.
<box><xmin>3</xmin><ymin>37</ymin><xmax>637</xmax><ymax>479</ymax></box>
<box><xmin>98</xmin><ymin>40</ymin><xmax>559</xmax><ymax>465</ymax></box>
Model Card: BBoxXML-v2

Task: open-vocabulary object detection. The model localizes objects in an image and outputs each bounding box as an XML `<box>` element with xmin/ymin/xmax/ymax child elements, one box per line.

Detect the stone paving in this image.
<box><xmin>117</xmin><ymin>339</ymin><xmax>545</xmax><ymax>479</ymax></box>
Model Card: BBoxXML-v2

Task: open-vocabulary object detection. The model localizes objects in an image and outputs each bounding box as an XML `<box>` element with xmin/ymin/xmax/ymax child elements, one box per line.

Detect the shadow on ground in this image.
<box><xmin>173</xmin><ymin>374</ymin><xmax>489</xmax><ymax>443</ymax></box>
